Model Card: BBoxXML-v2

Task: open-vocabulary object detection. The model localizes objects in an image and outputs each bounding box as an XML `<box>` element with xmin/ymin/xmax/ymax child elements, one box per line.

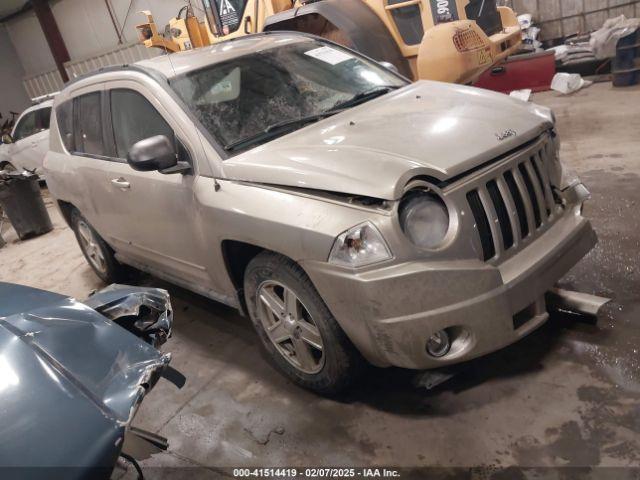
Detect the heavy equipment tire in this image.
<box><xmin>244</xmin><ymin>251</ymin><xmax>364</xmax><ymax>395</ymax></box>
<box><xmin>70</xmin><ymin>208</ymin><xmax>126</xmax><ymax>284</ymax></box>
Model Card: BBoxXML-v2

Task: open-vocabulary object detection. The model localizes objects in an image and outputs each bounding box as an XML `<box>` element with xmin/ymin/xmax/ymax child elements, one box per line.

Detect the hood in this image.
<box><xmin>0</xmin><ymin>282</ymin><xmax>174</xmax><ymax>474</ymax></box>
<box><xmin>222</xmin><ymin>81</ymin><xmax>554</xmax><ymax>200</ymax></box>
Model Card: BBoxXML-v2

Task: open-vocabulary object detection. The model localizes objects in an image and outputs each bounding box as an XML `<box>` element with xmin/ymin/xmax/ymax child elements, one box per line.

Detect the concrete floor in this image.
<box><xmin>1</xmin><ymin>82</ymin><xmax>639</xmax><ymax>478</ymax></box>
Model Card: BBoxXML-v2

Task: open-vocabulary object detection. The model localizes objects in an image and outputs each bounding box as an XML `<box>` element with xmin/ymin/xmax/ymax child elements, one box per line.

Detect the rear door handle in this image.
<box><xmin>111</xmin><ymin>177</ymin><xmax>130</xmax><ymax>190</ymax></box>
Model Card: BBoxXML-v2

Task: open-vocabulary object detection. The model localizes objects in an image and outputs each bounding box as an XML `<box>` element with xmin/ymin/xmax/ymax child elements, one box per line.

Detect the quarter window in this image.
<box><xmin>75</xmin><ymin>92</ymin><xmax>105</xmax><ymax>156</ymax></box>
<box><xmin>110</xmin><ymin>89</ymin><xmax>174</xmax><ymax>159</ymax></box>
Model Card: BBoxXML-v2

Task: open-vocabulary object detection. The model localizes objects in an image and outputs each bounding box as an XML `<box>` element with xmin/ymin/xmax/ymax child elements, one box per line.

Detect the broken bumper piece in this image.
<box><xmin>84</xmin><ymin>284</ymin><xmax>173</xmax><ymax>348</ymax></box>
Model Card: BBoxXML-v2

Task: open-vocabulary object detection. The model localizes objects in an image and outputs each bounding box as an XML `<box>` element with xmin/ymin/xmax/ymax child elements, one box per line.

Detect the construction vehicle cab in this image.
<box><xmin>140</xmin><ymin>0</ymin><xmax>521</xmax><ymax>84</ymax></box>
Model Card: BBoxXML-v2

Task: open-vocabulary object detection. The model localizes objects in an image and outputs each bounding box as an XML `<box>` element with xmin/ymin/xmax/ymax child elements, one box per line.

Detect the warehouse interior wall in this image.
<box><xmin>5</xmin><ymin>0</ymin><xmax>205</xmax><ymax>77</ymax></box>
<box><xmin>5</xmin><ymin>10</ymin><xmax>55</xmax><ymax>76</ymax></box>
<box><xmin>502</xmin><ymin>0</ymin><xmax>640</xmax><ymax>40</ymax></box>
<box><xmin>0</xmin><ymin>24</ymin><xmax>30</xmax><ymax>115</ymax></box>
<box><xmin>2</xmin><ymin>0</ymin><xmax>640</xmax><ymax>88</ymax></box>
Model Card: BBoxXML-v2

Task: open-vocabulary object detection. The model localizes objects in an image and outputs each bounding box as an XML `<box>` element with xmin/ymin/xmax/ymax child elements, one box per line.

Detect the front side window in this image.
<box><xmin>171</xmin><ymin>38</ymin><xmax>407</xmax><ymax>152</ymax></box>
<box><xmin>75</xmin><ymin>92</ymin><xmax>104</xmax><ymax>156</ymax></box>
<box><xmin>13</xmin><ymin>111</ymin><xmax>38</xmax><ymax>142</ymax></box>
<box><xmin>110</xmin><ymin>89</ymin><xmax>174</xmax><ymax>159</ymax></box>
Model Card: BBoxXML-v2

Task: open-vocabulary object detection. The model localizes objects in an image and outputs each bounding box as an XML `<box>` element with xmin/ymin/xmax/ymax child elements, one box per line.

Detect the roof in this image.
<box><xmin>57</xmin><ymin>33</ymin><xmax>324</xmax><ymax>96</ymax></box>
<box><xmin>136</xmin><ymin>32</ymin><xmax>314</xmax><ymax>79</ymax></box>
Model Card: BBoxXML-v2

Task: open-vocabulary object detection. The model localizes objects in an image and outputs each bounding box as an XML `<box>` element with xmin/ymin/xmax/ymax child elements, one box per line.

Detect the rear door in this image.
<box><xmin>63</xmin><ymin>85</ymin><xmax>116</xmax><ymax>235</ymax></box>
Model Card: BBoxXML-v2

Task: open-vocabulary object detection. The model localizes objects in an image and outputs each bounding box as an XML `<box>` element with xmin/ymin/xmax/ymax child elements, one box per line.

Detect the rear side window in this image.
<box><xmin>56</xmin><ymin>101</ymin><xmax>73</xmax><ymax>151</ymax></box>
<box><xmin>13</xmin><ymin>111</ymin><xmax>38</xmax><ymax>142</ymax></box>
<box><xmin>110</xmin><ymin>89</ymin><xmax>174</xmax><ymax>159</ymax></box>
<box><xmin>75</xmin><ymin>92</ymin><xmax>104</xmax><ymax>156</ymax></box>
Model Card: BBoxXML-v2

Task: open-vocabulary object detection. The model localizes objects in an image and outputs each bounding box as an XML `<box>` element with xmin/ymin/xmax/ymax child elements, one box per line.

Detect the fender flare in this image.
<box><xmin>263</xmin><ymin>0</ymin><xmax>412</xmax><ymax>78</ymax></box>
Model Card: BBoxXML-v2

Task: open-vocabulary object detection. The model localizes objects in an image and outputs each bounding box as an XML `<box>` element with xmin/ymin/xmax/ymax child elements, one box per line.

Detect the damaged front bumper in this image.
<box><xmin>303</xmin><ymin>184</ymin><xmax>598</xmax><ymax>370</ymax></box>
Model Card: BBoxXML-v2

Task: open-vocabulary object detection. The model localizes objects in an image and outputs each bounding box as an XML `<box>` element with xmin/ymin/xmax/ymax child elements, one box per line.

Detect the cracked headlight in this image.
<box><xmin>400</xmin><ymin>191</ymin><xmax>450</xmax><ymax>249</ymax></box>
<box><xmin>328</xmin><ymin>222</ymin><xmax>392</xmax><ymax>268</ymax></box>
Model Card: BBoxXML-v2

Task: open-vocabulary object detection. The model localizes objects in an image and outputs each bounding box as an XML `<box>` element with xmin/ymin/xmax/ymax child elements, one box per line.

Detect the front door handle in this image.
<box><xmin>111</xmin><ymin>177</ymin><xmax>130</xmax><ymax>190</ymax></box>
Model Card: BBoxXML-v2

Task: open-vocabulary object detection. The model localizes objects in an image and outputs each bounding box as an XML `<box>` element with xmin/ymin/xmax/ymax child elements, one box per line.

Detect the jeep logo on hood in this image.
<box><xmin>430</xmin><ymin>0</ymin><xmax>459</xmax><ymax>23</ymax></box>
<box><xmin>496</xmin><ymin>129</ymin><xmax>517</xmax><ymax>141</ymax></box>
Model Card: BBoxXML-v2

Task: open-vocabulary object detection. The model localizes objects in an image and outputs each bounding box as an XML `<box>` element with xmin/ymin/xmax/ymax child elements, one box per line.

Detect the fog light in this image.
<box><xmin>426</xmin><ymin>330</ymin><xmax>451</xmax><ymax>358</ymax></box>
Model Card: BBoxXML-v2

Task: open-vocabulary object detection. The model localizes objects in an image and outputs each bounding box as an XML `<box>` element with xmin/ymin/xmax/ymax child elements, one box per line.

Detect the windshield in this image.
<box><xmin>170</xmin><ymin>38</ymin><xmax>407</xmax><ymax>152</ymax></box>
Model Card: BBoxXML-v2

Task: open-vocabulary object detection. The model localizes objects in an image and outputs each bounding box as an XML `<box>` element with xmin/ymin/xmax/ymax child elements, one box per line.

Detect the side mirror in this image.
<box><xmin>127</xmin><ymin>135</ymin><xmax>177</xmax><ymax>172</ymax></box>
<box><xmin>380</xmin><ymin>61</ymin><xmax>399</xmax><ymax>74</ymax></box>
<box><xmin>2</xmin><ymin>133</ymin><xmax>13</xmax><ymax>144</ymax></box>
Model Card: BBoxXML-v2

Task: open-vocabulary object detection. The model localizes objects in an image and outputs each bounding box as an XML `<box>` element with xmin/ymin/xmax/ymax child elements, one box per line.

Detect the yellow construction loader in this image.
<box><xmin>137</xmin><ymin>0</ymin><xmax>521</xmax><ymax>84</ymax></box>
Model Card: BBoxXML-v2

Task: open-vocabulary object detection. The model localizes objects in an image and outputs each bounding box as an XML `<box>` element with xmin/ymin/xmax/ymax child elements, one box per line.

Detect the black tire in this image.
<box><xmin>70</xmin><ymin>208</ymin><xmax>126</xmax><ymax>284</ymax></box>
<box><xmin>244</xmin><ymin>251</ymin><xmax>364</xmax><ymax>395</ymax></box>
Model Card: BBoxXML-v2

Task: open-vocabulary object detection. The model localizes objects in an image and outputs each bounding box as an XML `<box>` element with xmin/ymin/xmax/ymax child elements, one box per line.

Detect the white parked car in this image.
<box><xmin>0</xmin><ymin>100</ymin><xmax>53</xmax><ymax>175</ymax></box>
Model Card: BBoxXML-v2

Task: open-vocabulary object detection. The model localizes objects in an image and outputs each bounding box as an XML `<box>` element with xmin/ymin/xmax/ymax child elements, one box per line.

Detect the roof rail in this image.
<box><xmin>63</xmin><ymin>64</ymin><xmax>167</xmax><ymax>90</ymax></box>
<box><xmin>31</xmin><ymin>92</ymin><xmax>59</xmax><ymax>105</ymax></box>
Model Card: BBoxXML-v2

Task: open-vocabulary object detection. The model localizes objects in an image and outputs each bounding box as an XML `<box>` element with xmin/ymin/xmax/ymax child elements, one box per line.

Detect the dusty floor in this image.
<box><xmin>1</xmin><ymin>82</ymin><xmax>639</xmax><ymax>479</ymax></box>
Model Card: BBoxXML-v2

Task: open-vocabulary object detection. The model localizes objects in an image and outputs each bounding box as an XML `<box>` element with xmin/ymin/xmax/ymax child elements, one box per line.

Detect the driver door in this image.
<box><xmin>87</xmin><ymin>85</ymin><xmax>209</xmax><ymax>286</ymax></box>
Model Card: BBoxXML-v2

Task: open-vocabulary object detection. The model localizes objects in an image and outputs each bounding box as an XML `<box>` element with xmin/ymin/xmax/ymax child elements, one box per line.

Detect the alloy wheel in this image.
<box><xmin>256</xmin><ymin>280</ymin><xmax>325</xmax><ymax>374</ymax></box>
<box><xmin>77</xmin><ymin>220</ymin><xmax>107</xmax><ymax>275</ymax></box>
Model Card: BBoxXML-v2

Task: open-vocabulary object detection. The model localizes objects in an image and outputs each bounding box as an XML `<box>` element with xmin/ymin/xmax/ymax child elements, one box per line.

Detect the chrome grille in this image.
<box><xmin>466</xmin><ymin>137</ymin><xmax>559</xmax><ymax>262</ymax></box>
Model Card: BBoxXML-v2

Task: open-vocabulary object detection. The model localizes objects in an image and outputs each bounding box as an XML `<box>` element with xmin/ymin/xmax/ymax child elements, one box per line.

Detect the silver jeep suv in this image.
<box><xmin>45</xmin><ymin>33</ymin><xmax>596</xmax><ymax>393</ymax></box>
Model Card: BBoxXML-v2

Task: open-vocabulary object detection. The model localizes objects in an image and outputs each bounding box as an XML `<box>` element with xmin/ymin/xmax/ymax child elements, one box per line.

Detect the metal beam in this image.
<box><xmin>32</xmin><ymin>0</ymin><xmax>70</xmax><ymax>82</ymax></box>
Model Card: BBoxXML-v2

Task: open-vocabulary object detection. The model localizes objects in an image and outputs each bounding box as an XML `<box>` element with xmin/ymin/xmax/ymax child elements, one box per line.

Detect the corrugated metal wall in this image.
<box><xmin>6</xmin><ymin>0</ymin><xmax>204</xmax><ymax>98</ymax></box>
<box><xmin>503</xmin><ymin>0</ymin><xmax>640</xmax><ymax>40</ymax></box>
<box><xmin>22</xmin><ymin>41</ymin><xmax>161</xmax><ymax>99</ymax></box>
<box><xmin>9</xmin><ymin>0</ymin><xmax>640</xmax><ymax>99</ymax></box>
<box><xmin>64</xmin><ymin>41</ymin><xmax>160</xmax><ymax>78</ymax></box>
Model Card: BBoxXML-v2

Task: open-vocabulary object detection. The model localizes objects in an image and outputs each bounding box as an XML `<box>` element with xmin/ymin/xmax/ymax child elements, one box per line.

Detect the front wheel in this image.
<box><xmin>244</xmin><ymin>252</ymin><xmax>364</xmax><ymax>395</ymax></box>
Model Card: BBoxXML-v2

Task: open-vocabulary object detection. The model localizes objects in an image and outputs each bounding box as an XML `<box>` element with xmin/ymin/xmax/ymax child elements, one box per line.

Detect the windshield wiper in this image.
<box><xmin>224</xmin><ymin>111</ymin><xmax>342</xmax><ymax>152</ymax></box>
<box><xmin>224</xmin><ymin>86</ymin><xmax>400</xmax><ymax>152</ymax></box>
<box><xmin>328</xmin><ymin>86</ymin><xmax>400</xmax><ymax>112</ymax></box>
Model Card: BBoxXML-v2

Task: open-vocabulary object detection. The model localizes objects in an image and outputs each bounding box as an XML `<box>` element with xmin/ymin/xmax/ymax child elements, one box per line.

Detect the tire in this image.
<box><xmin>70</xmin><ymin>208</ymin><xmax>126</xmax><ymax>284</ymax></box>
<box><xmin>244</xmin><ymin>251</ymin><xmax>364</xmax><ymax>395</ymax></box>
